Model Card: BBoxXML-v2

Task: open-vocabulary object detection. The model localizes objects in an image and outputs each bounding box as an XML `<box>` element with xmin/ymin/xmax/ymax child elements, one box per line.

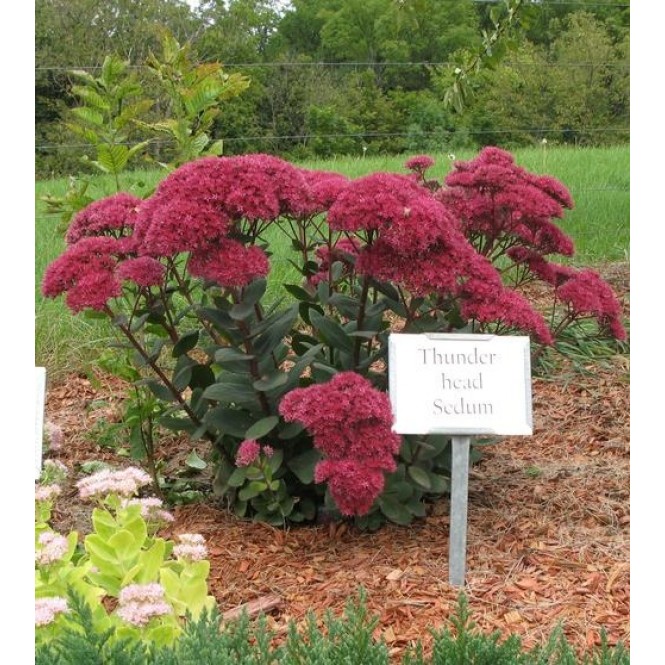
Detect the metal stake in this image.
<box><xmin>449</xmin><ymin>435</ymin><xmax>471</xmax><ymax>586</ymax></box>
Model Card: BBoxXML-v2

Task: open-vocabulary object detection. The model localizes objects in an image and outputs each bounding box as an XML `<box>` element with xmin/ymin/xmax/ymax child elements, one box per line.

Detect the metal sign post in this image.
<box><xmin>389</xmin><ymin>333</ymin><xmax>533</xmax><ymax>587</ymax></box>
<box><xmin>449</xmin><ymin>435</ymin><xmax>471</xmax><ymax>586</ymax></box>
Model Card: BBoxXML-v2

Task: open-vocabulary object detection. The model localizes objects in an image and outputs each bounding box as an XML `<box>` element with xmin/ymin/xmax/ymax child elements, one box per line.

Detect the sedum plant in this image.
<box><xmin>35</xmin><ymin>465</ymin><xmax>216</xmax><ymax>649</ymax></box>
<box><xmin>41</xmin><ymin>148</ymin><xmax>626</xmax><ymax>528</ymax></box>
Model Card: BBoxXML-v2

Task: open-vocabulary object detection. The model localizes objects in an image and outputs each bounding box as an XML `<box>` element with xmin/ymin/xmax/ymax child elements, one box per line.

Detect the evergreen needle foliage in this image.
<box><xmin>35</xmin><ymin>591</ymin><xmax>629</xmax><ymax>665</ymax></box>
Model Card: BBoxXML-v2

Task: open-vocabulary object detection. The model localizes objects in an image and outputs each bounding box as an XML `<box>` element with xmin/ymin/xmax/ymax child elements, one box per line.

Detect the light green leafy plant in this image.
<box><xmin>35</xmin><ymin>465</ymin><xmax>216</xmax><ymax>649</ymax></box>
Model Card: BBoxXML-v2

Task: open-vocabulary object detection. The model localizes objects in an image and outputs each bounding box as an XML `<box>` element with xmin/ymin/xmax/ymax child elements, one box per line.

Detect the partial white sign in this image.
<box><xmin>389</xmin><ymin>333</ymin><xmax>532</xmax><ymax>435</ymax></box>
<box><xmin>35</xmin><ymin>367</ymin><xmax>47</xmax><ymax>480</ymax></box>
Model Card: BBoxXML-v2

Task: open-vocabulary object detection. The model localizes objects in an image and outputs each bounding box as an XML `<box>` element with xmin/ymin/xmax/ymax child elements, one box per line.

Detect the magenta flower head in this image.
<box><xmin>187</xmin><ymin>240</ymin><xmax>269</xmax><ymax>288</ymax></box>
<box><xmin>555</xmin><ymin>269</ymin><xmax>626</xmax><ymax>340</ymax></box>
<box><xmin>327</xmin><ymin>172</ymin><xmax>425</xmax><ymax>234</ymax></box>
<box><xmin>404</xmin><ymin>155</ymin><xmax>435</xmax><ymax>174</ymax></box>
<box><xmin>41</xmin><ymin>236</ymin><xmax>125</xmax><ymax>313</ymax></box>
<box><xmin>441</xmin><ymin>146</ymin><xmax>575</xmax><ymax>258</ymax></box>
<box><xmin>133</xmin><ymin>154</ymin><xmax>312</xmax><ymax>259</ymax></box>
<box><xmin>280</xmin><ymin>372</ymin><xmax>401</xmax><ymax>516</ymax></box>
<box><xmin>298</xmin><ymin>169</ymin><xmax>350</xmax><ymax>215</ymax></box>
<box><xmin>66</xmin><ymin>193</ymin><xmax>142</xmax><ymax>245</ymax></box>
<box><xmin>116</xmin><ymin>256</ymin><xmax>165</xmax><ymax>288</ymax></box>
<box><xmin>235</xmin><ymin>439</ymin><xmax>261</xmax><ymax>467</ymax></box>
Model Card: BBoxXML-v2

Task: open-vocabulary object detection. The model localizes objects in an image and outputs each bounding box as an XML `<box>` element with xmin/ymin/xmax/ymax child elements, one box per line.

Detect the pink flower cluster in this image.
<box><xmin>35</xmin><ymin>531</ymin><xmax>69</xmax><ymax>566</ymax></box>
<box><xmin>44</xmin><ymin>421</ymin><xmax>64</xmax><ymax>451</ymax></box>
<box><xmin>173</xmin><ymin>533</ymin><xmax>208</xmax><ymax>561</ymax></box>
<box><xmin>122</xmin><ymin>497</ymin><xmax>175</xmax><ymax>524</ymax></box>
<box><xmin>439</xmin><ymin>147</ymin><xmax>575</xmax><ymax>258</ymax></box>
<box><xmin>117</xmin><ymin>583</ymin><xmax>172</xmax><ymax>627</ymax></box>
<box><xmin>41</xmin><ymin>237</ymin><xmax>126</xmax><ymax>312</ymax></box>
<box><xmin>507</xmin><ymin>248</ymin><xmax>626</xmax><ymax>339</ymax></box>
<box><xmin>556</xmin><ymin>269</ymin><xmax>627</xmax><ymax>340</ymax></box>
<box><xmin>35</xmin><ymin>597</ymin><xmax>69</xmax><ymax>627</ymax></box>
<box><xmin>133</xmin><ymin>154</ymin><xmax>311</xmax><ymax>257</ymax></box>
<box><xmin>35</xmin><ymin>483</ymin><xmax>62</xmax><ymax>503</ymax></box>
<box><xmin>76</xmin><ymin>466</ymin><xmax>152</xmax><ymax>499</ymax></box>
<box><xmin>279</xmin><ymin>372</ymin><xmax>401</xmax><ymax>516</ymax></box>
<box><xmin>327</xmin><ymin>171</ymin><xmax>552</xmax><ymax>342</ymax></box>
<box><xmin>43</xmin><ymin>154</ymin><xmax>320</xmax><ymax>312</ymax></box>
<box><xmin>298</xmin><ymin>169</ymin><xmax>350</xmax><ymax>214</ymax></box>
<box><xmin>235</xmin><ymin>440</ymin><xmax>274</xmax><ymax>467</ymax></box>
<box><xmin>187</xmin><ymin>240</ymin><xmax>269</xmax><ymax>287</ymax></box>
<box><xmin>66</xmin><ymin>193</ymin><xmax>142</xmax><ymax>244</ymax></box>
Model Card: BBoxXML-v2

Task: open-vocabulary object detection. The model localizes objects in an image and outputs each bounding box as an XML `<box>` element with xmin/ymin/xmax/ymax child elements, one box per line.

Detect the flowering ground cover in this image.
<box><xmin>41</xmin><ymin>261</ymin><xmax>629</xmax><ymax>661</ymax></box>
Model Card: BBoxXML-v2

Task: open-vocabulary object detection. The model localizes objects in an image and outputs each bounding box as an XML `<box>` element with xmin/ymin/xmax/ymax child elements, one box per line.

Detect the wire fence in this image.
<box><xmin>35</xmin><ymin>127</ymin><xmax>629</xmax><ymax>154</ymax></box>
<box><xmin>35</xmin><ymin>59</ymin><xmax>630</xmax><ymax>72</ymax></box>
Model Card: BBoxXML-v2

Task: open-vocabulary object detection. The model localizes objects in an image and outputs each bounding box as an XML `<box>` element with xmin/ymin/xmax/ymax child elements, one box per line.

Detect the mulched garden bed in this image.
<box><xmin>41</xmin><ymin>262</ymin><xmax>630</xmax><ymax>661</ymax></box>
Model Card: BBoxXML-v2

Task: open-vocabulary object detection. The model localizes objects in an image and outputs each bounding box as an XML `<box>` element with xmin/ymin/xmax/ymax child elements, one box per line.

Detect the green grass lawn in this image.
<box><xmin>35</xmin><ymin>145</ymin><xmax>629</xmax><ymax>378</ymax></box>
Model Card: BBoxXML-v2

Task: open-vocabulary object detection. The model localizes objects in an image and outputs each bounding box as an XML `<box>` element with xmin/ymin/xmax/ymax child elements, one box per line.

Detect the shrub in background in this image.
<box><xmin>41</xmin><ymin>148</ymin><xmax>626</xmax><ymax>528</ymax></box>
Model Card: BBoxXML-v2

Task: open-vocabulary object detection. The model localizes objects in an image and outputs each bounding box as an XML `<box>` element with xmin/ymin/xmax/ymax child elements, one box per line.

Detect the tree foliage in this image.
<box><xmin>36</xmin><ymin>0</ymin><xmax>630</xmax><ymax>176</ymax></box>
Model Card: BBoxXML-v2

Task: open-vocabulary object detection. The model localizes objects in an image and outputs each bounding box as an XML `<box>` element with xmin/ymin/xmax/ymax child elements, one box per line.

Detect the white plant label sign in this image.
<box><xmin>35</xmin><ymin>367</ymin><xmax>47</xmax><ymax>480</ymax></box>
<box><xmin>388</xmin><ymin>333</ymin><xmax>533</xmax><ymax>436</ymax></box>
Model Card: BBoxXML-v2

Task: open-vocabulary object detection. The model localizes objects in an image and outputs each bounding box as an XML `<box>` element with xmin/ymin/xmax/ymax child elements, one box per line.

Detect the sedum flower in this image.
<box><xmin>40</xmin><ymin>459</ymin><xmax>68</xmax><ymax>485</ymax></box>
<box><xmin>404</xmin><ymin>155</ymin><xmax>435</xmax><ymax>177</ymax></box>
<box><xmin>35</xmin><ymin>483</ymin><xmax>62</xmax><ymax>503</ymax></box>
<box><xmin>187</xmin><ymin>240</ymin><xmax>269</xmax><ymax>288</ymax></box>
<box><xmin>440</xmin><ymin>146</ymin><xmax>575</xmax><ymax>258</ymax></box>
<box><xmin>76</xmin><ymin>466</ymin><xmax>152</xmax><ymax>499</ymax></box>
<box><xmin>556</xmin><ymin>269</ymin><xmax>626</xmax><ymax>340</ymax></box>
<box><xmin>117</xmin><ymin>583</ymin><xmax>172</xmax><ymax>627</ymax></box>
<box><xmin>280</xmin><ymin>372</ymin><xmax>401</xmax><ymax>516</ymax></box>
<box><xmin>66</xmin><ymin>193</ymin><xmax>141</xmax><ymax>245</ymax></box>
<box><xmin>35</xmin><ymin>597</ymin><xmax>69</xmax><ymax>627</ymax></box>
<box><xmin>235</xmin><ymin>439</ymin><xmax>261</xmax><ymax>467</ymax></box>
<box><xmin>35</xmin><ymin>531</ymin><xmax>69</xmax><ymax>566</ymax></box>
<box><xmin>116</xmin><ymin>256</ymin><xmax>165</xmax><ymax>287</ymax></box>
<box><xmin>315</xmin><ymin>459</ymin><xmax>387</xmax><ymax>517</ymax></box>
<box><xmin>173</xmin><ymin>533</ymin><xmax>208</xmax><ymax>562</ymax></box>
<box><xmin>41</xmin><ymin>236</ymin><xmax>125</xmax><ymax>313</ymax></box>
<box><xmin>43</xmin><ymin>422</ymin><xmax>65</xmax><ymax>452</ymax></box>
<box><xmin>298</xmin><ymin>168</ymin><xmax>349</xmax><ymax>214</ymax></box>
<box><xmin>122</xmin><ymin>497</ymin><xmax>174</xmax><ymax>524</ymax></box>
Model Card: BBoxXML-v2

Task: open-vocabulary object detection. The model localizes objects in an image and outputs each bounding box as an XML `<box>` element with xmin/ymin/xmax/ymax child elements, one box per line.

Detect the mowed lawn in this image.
<box><xmin>35</xmin><ymin>145</ymin><xmax>629</xmax><ymax>376</ymax></box>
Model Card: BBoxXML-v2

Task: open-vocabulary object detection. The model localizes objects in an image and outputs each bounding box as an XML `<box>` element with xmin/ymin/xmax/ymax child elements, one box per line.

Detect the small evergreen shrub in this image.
<box><xmin>35</xmin><ymin>589</ymin><xmax>630</xmax><ymax>665</ymax></box>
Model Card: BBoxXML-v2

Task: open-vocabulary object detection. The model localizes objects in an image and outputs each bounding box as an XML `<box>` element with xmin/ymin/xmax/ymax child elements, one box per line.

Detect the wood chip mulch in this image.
<box><xmin>41</xmin><ymin>263</ymin><xmax>630</xmax><ymax>661</ymax></box>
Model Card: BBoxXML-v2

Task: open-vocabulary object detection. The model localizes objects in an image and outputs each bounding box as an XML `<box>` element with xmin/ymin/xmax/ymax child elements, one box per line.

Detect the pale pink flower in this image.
<box><xmin>35</xmin><ymin>483</ymin><xmax>61</xmax><ymax>502</ymax></box>
<box><xmin>35</xmin><ymin>597</ymin><xmax>69</xmax><ymax>626</ymax></box>
<box><xmin>44</xmin><ymin>421</ymin><xmax>64</xmax><ymax>451</ymax></box>
<box><xmin>76</xmin><ymin>466</ymin><xmax>152</xmax><ymax>499</ymax></box>
<box><xmin>173</xmin><ymin>533</ymin><xmax>208</xmax><ymax>561</ymax></box>
<box><xmin>117</xmin><ymin>583</ymin><xmax>171</xmax><ymax>627</ymax></box>
<box><xmin>35</xmin><ymin>531</ymin><xmax>69</xmax><ymax>566</ymax></box>
<box><xmin>123</xmin><ymin>497</ymin><xmax>174</xmax><ymax>524</ymax></box>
